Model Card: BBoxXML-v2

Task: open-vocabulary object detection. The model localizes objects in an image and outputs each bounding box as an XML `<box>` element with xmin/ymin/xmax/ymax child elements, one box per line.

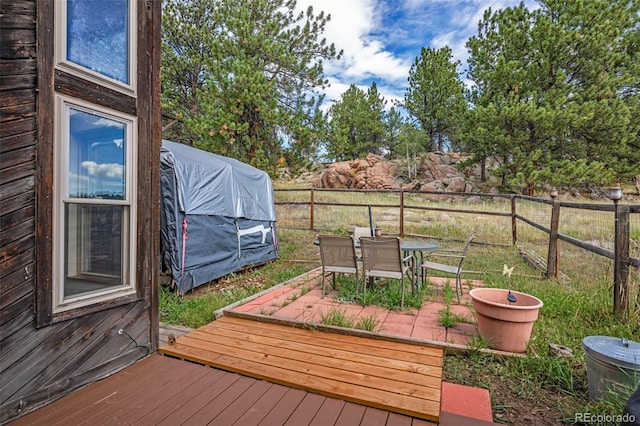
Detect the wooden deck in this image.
<box><xmin>159</xmin><ymin>315</ymin><xmax>443</xmax><ymax>422</ymax></box>
<box><xmin>10</xmin><ymin>354</ymin><xmax>437</xmax><ymax>425</ymax></box>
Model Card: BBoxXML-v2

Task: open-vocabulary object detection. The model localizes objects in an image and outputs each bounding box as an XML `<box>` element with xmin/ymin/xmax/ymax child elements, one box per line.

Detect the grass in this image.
<box><xmin>318</xmin><ymin>307</ymin><xmax>355</xmax><ymax>328</ymax></box>
<box><xmin>160</xmin><ymin>196</ymin><xmax>640</xmax><ymax>424</ymax></box>
<box><xmin>318</xmin><ymin>306</ymin><xmax>380</xmax><ymax>332</ymax></box>
<box><xmin>160</xmin><ymin>284</ymin><xmax>263</xmax><ymax>328</ymax></box>
<box><xmin>330</xmin><ymin>273</ymin><xmax>426</xmax><ymax>309</ymax></box>
<box><xmin>355</xmin><ymin>315</ymin><xmax>380</xmax><ymax>332</ymax></box>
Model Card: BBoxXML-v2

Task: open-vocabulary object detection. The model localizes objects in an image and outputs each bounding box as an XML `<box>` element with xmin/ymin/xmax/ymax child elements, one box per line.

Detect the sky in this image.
<box><xmin>297</xmin><ymin>0</ymin><xmax>538</xmax><ymax>109</ymax></box>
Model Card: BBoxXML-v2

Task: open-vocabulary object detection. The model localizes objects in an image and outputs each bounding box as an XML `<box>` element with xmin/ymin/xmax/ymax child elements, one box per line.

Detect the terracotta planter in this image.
<box><xmin>469</xmin><ymin>288</ymin><xmax>543</xmax><ymax>353</ymax></box>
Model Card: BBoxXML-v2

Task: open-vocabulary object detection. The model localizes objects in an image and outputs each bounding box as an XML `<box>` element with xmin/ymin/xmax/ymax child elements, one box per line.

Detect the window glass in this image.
<box><xmin>64</xmin><ymin>204</ymin><xmax>129</xmax><ymax>297</ymax></box>
<box><xmin>68</xmin><ymin>108</ymin><xmax>126</xmax><ymax>199</ymax></box>
<box><xmin>56</xmin><ymin>102</ymin><xmax>134</xmax><ymax>308</ymax></box>
<box><xmin>67</xmin><ymin>0</ymin><xmax>129</xmax><ymax>84</ymax></box>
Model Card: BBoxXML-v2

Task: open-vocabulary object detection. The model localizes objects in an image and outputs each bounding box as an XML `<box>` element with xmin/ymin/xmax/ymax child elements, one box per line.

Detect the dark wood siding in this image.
<box><xmin>0</xmin><ymin>0</ymin><xmax>161</xmax><ymax>423</ymax></box>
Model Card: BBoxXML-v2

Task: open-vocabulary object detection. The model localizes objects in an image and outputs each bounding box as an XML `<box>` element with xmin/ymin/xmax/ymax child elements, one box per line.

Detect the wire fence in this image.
<box><xmin>274</xmin><ymin>188</ymin><xmax>640</xmax><ymax>313</ymax></box>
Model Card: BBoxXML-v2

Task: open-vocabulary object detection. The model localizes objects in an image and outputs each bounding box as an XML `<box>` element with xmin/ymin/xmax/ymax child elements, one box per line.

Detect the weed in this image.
<box><xmin>303</xmin><ymin>322</ymin><xmax>319</xmax><ymax>331</ymax></box>
<box><xmin>160</xmin><ymin>285</ymin><xmax>261</xmax><ymax>328</ymax></box>
<box><xmin>259</xmin><ymin>305</ymin><xmax>276</xmax><ymax>316</ymax></box>
<box><xmin>353</xmin><ymin>279</ymin><xmax>425</xmax><ymax>310</ymax></box>
<box><xmin>438</xmin><ymin>306</ymin><xmax>465</xmax><ymax>329</ymax></box>
<box><xmin>465</xmin><ymin>335</ymin><xmax>489</xmax><ymax>353</ymax></box>
<box><xmin>319</xmin><ymin>307</ymin><xmax>355</xmax><ymax>328</ymax></box>
<box><xmin>442</xmin><ymin>281</ymin><xmax>456</xmax><ymax>305</ymax></box>
<box><xmin>355</xmin><ymin>315</ymin><xmax>379</xmax><ymax>332</ymax></box>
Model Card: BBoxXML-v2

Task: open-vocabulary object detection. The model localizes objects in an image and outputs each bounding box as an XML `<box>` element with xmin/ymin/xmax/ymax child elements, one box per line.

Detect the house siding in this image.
<box><xmin>0</xmin><ymin>1</ymin><xmax>161</xmax><ymax>422</ymax></box>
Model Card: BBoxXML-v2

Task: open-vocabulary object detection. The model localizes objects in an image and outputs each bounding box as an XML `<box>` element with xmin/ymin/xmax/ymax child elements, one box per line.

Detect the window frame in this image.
<box><xmin>54</xmin><ymin>0</ymin><xmax>137</xmax><ymax>96</ymax></box>
<box><xmin>52</xmin><ymin>95</ymin><xmax>138</xmax><ymax>314</ymax></box>
<box><xmin>37</xmin><ymin>0</ymin><xmax>160</xmax><ymax>329</ymax></box>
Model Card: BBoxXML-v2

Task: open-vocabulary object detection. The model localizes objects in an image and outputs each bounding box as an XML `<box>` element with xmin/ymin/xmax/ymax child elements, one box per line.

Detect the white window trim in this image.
<box><xmin>53</xmin><ymin>95</ymin><xmax>138</xmax><ymax>314</ymax></box>
<box><xmin>54</xmin><ymin>0</ymin><xmax>137</xmax><ymax>97</ymax></box>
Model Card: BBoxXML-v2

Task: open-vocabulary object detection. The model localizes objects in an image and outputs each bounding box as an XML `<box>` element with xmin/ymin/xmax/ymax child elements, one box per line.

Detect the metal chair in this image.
<box><xmin>353</xmin><ymin>226</ymin><xmax>373</xmax><ymax>242</ymax></box>
<box><xmin>352</xmin><ymin>226</ymin><xmax>372</xmax><ymax>259</ymax></box>
<box><xmin>317</xmin><ymin>234</ymin><xmax>359</xmax><ymax>297</ymax></box>
<box><xmin>421</xmin><ymin>234</ymin><xmax>476</xmax><ymax>302</ymax></box>
<box><xmin>359</xmin><ymin>236</ymin><xmax>415</xmax><ymax>309</ymax></box>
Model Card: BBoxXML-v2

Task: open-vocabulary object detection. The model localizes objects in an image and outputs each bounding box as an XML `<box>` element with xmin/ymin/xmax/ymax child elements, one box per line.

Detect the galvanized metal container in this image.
<box><xmin>582</xmin><ymin>336</ymin><xmax>640</xmax><ymax>401</ymax></box>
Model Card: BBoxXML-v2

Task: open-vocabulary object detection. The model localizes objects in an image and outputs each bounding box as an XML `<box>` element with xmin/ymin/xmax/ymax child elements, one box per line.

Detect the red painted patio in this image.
<box><xmin>229</xmin><ymin>268</ymin><xmax>484</xmax><ymax>348</ymax></box>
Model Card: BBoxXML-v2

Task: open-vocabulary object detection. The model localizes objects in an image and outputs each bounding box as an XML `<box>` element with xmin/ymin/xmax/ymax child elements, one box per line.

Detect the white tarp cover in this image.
<box><xmin>160</xmin><ymin>140</ymin><xmax>278</xmax><ymax>293</ymax></box>
<box><xmin>162</xmin><ymin>139</ymin><xmax>276</xmax><ymax>220</ymax></box>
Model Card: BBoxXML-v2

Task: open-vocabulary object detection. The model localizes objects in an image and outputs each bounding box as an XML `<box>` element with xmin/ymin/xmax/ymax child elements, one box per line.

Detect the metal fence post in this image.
<box><xmin>310</xmin><ymin>187</ymin><xmax>315</xmax><ymax>231</ymax></box>
<box><xmin>614</xmin><ymin>205</ymin><xmax>630</xmax><ymax>317</ymax></box>
<box><xmin>547</xmin><ymin>201</ymin><xmax>560</xmax><ymax>278</ymax></box>
<box><xmin>511</xmin><ymin>195</ymin><xmax>517</xmax><ymax>245</ymax></box>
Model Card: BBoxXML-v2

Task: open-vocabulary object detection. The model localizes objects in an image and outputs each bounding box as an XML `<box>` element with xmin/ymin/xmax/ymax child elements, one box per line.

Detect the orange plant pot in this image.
<box><xmin>469</xmin><ymin>288</ymin><xmax>543</xmax><ymax>353</ymax></box>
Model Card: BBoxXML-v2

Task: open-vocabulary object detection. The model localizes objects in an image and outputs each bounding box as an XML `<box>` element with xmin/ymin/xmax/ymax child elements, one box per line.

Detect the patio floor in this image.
<box><xmin>226</xmin><ymin>268</ymin><xmax>484</xmax><ymax>349</ymax></box>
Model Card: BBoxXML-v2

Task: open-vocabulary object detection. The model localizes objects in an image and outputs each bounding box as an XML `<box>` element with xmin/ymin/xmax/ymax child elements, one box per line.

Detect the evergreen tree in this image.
<box><xmin>326</xmin><ymin>83</ymin><xmax>388</xmax><ymax>160</ymax></box>
<box><xmin>464</xmin><ymin>0</ymin><xmax>640</xmax><ymax>193</ymax></box>
<box><xmin>403</xmin><ymin>46</ymin><xmax>467</xmax><ymax>152</ymax></box>
<box><xmin>383</xmin><ymin>107</ymin><xmax>406</xmax><ymax>157</ymax></box>
<box><xmin>161</xmin><ymin>0</ymin><xmax>219</xmax><ymax>145</ymax></box>
<box><xmin>161</xmin><ymin>0</ymin><xmax>341</xmax><ymax>172</ymax></box>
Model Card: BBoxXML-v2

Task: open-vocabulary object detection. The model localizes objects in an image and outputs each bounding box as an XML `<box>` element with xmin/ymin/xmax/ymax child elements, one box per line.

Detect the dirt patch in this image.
<box><xmin>443</xmin><ymin>354</ymin><xmax>589</xmax><ymax>425</ymax></box>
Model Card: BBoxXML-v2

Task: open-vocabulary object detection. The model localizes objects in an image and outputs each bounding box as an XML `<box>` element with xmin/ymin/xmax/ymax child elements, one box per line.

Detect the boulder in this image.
<box><xmin>320</xmin><ymin>161</ymin><xmax>352</xmax><ymax>189</ymax></box>
<box><xmin>445</xmin><ymin>176</ymin><xmax>466</xmax><ymax>193</ymax></box>
<box><xmin>318</xmin><ymin>152</ymin><xmax>479</xmax><ymax>192</ymax></box>
<box><xmin>318</xmin><ymin>154</ymin><xmax>401</xmax><ymax>190</ymax></box>
<box><xmin>402</xmin><ymin>180</ymin><xmax>422</xmax><ymax>191</ymax></box>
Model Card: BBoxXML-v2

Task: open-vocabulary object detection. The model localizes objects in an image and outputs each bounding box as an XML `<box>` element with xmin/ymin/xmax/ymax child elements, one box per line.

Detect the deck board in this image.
<box><xmin>159</xmin><ymin>315</ymin><xmax>443</xmax><ymax>422</ymax></box>
<box><xmin>10</xmin><ymin>355</ymin><xmax>437</xmax><ymax>425</ymax></box>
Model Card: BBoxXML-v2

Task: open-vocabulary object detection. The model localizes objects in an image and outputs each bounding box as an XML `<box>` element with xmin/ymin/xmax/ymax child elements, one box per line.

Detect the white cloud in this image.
<box><xmin>299</xmin><ymin>0</ymin><xmax>538</xmax><ymax>107</ymax></box>
<box><xmin>298</xmin><ymin>0</ymin><xmax>411</xmax><ymax>108</ymax></box>
<box><xmin>82</xmin><ymin>161</ymin><xmax>124</xmax><ymax>179</ymax></box>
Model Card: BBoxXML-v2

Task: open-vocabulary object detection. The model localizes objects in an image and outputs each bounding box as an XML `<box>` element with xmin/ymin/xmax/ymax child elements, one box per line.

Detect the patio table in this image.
<box><xmin>314</xmin><ymin>237</ymin><xmax>439</xmax><ymax>290</ymax></box>
<box><xmin>398</xmin><ymin>240</ymin><xmax>439</xmax><ymax>289</ymax></box>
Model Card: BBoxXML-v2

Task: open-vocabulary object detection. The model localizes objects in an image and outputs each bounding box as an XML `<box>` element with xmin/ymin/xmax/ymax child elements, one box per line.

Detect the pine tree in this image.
<box><xmin>464</xmin><ymin>0</ymin><xmax>640</xmax><ymax>192</ymax></box>
<box><xmin>326</xmin><ymin>83</ymin><xmax>390</xmax><ymax>160</ymax></box>
<box><xmin>403</xmin><ymin>46</ymin><xmax>467</xmax><ymax>152</ymax></box>
<box><xmin>161</xmin><ymin>0</ymin><xmax>341</xmax><ymax>172</ymax></box>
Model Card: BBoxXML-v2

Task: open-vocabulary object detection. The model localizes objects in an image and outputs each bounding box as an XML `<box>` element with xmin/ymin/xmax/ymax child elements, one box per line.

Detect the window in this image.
<box><xmin>53</xmin><ymin>97</ymin><xmax>137</xmax><ymax>313</ymax></box>
<box><xmin>55</xmin><ymin>0</ymin><xmax>136</xmax><ymax>94</ymax></box>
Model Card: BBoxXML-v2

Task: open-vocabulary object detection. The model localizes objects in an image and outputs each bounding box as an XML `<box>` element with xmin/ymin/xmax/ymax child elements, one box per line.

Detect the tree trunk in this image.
<box><xmin>526</xmin><ymin>181</ymin><xmax>535</xmax><ymax>196</ymax></box>
<box><xmin>481</xmin><ymin>157</ymin><xmax>486</xmax><ymax>182</ymax></box>
<box><xmin>634</xmin><ymin>175</ymin><xmax>640</xmax><ymax>195</ymax></box>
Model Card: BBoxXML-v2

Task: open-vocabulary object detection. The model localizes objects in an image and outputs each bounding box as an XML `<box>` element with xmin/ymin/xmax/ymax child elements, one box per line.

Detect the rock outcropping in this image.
<box><xmin>317</xmin><ymin>153</ymin><xmax>400</xmax><ymax>190</ymax></box>
<box><xmin>315</xmin><ymin>152</ymin><xmax>483</xmax><ymax>194</ymax></box>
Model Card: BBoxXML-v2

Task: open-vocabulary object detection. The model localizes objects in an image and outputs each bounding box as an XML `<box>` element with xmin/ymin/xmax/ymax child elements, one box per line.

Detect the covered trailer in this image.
<box><xmin>160</xmin><ymin>140</ymin><xmax>278</xmax><ymax>293</ymax></box>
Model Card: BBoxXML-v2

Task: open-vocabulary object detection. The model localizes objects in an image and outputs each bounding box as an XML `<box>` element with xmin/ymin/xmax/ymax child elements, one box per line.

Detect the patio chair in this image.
<box><xmin>421</xmin><ymin>234</ymin><xmax>476</xmax><ymax>302</ymax></box>
<box><xmin>359</xmin><ymin>236</ymin><xmax>415</xmax><ymax>309</ymax></box>
<box><xmin>317</xmin><ymin>234</ymin><xmax>360</xmax><ymax>297</ymax></box>
<box><xmin>352</xmin><ymin>226</ymin><xmax>373</xmax><ymax>259</ymax></box>
<box><xmin>353</xmin><ymin>226</ymin><xmax>373</xmax><ymax>242</ymax></box>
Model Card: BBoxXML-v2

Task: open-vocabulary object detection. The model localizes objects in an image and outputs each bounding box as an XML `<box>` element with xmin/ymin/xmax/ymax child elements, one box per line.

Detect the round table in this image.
<box><xmin>398</xmin><ymin>240</ymin><xmax>440</xmax><ymax>287</ymax></box>
<box><xmin>399</xmin><ymin>240</ymin><xmax>439</xmax><ymax>252</ymax></box>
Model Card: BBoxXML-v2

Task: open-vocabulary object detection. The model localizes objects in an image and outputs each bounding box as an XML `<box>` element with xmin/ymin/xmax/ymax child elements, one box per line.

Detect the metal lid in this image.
<box><xmin>582</xmin><ymin>336</ymin><xmax>640</xmax><ymax>370</ymax></box>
